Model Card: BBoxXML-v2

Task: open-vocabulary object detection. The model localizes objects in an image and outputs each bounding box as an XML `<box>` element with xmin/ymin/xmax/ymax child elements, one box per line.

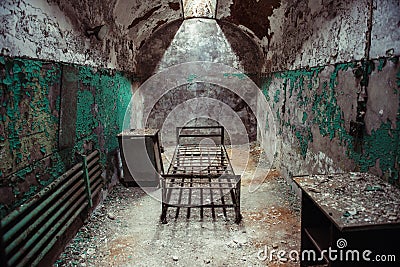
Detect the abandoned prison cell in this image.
<box><xmin>0</xmin><ymin>0</ymin><xmax>400</xmax><ymax>266</ymax></box>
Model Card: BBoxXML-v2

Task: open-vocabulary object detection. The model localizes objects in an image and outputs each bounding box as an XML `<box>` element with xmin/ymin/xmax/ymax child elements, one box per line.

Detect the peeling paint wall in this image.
<box><xmin>266</xmin><ymin>0</ymin><xmax>369</xmax><ymax>72</ymax></box>
<box><xmin>0</xmin><ymin>56</ymin><xmax>134</xmax><ymax>217</ymax></box>
<box><xmin>1</xmin><ymin>0</ymin><xmax>131</xmax><ymax>70</ymax></box>
<box><xmin>0</xmin><ymin>57</ymin><xmax>64</xmax><ymax>214</ymax></box>
<box><xmin>0</xmin><ymin>0</ymin><xmax>182</xmax><ymax>72</ymax></box>
<box><xmin>370</xmin><ymin>0</ymin><xmax>400</xmax><ymax>58</ymax></box>
<box><xmin>260</xmin><ymin>59</ymin><xmax>400</xmax><ymax>182</ymax></box>
<box><xmin>146</xmin><ymin>82</ymin><xmax>257</xmax><ymax>144</ymax></box>
<box><xmin>1</xmin><ymin>0</ymin><xmax>287</xmax><ymax>73</ymax></box>
<box><xmin>114</xmin><ymin>0</ymin><xmax>182</xmax><ymax>64</ymax></box>
<box><xmin>258</xmin><ymin>0</ymin><xmax>400</xmax><ymax>185</ymax></box>
<box><xmin>216</xmin><ymin>0</ymin><xmax>281</xmax><ymax>64</ymax></box>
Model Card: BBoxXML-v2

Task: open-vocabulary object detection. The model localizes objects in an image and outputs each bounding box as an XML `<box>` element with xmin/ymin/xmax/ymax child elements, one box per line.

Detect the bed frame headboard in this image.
<box><xmin>176</xmin><ymin>126</ymin><xmax>224</xmax><ymax>145</ymax></box>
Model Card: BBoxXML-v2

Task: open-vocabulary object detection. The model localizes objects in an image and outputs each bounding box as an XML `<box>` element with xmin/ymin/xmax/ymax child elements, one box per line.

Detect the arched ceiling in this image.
<box><xmin>49</xmin><ymin>0</ymin><xmax>281</xmax><ymax>72</ymax></box>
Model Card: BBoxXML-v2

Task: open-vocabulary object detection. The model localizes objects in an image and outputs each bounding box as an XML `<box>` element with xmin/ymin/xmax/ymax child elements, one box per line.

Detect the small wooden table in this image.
<box><xmin>294</xmin><ymin>172</ymin><xmax>400</xmax><ymax>266</ymax></box>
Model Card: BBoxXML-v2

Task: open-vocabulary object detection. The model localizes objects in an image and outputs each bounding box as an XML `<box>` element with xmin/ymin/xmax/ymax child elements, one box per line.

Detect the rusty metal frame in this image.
<box><xmin>160</xmin><ymin>126</ymin><xmax>242</xmax><ymax>224</ymax></box>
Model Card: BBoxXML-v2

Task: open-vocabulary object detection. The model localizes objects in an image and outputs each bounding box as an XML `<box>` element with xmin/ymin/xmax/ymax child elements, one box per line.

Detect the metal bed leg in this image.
<box><xmin>200</xmin><ymin>187</ymin><xmax>204</xmax><ymax>220</ymax></box>
<box><xmin>160</xmin><ymin>178</ymin><xmax>168</xmax><ymax>224</ymax></box>
<box><xmin>187</xmin><ymin>177</ymin><xmax>193</xmax><ymax>219</ymax></box>
<box><xmin>217</xmin><ymin>176</ymin><xmax>228</xmax><ymax>219</ymax></box>
<box><xmin>161</xmin><ymin>204</ymin><xmax>168</xmax><ymax>224</ymax></box>
<box><xmin>175</xmin><ymin>178</ymin><xmax>185</xmax><ymax>220</ymax></box>
<box><xmin>230</xmin><ymin>187</ymin><xmax>236</xmax><ymax>205</ymax></box>
<box><xmin>208</xmin><ymin>177</ymin><xmax>216</xmax><ymax>221</ymax></box>
<box><xmin>234</xmin><ymin>178</ymin><xmax>242</xmax><ymax>224</ymax></box>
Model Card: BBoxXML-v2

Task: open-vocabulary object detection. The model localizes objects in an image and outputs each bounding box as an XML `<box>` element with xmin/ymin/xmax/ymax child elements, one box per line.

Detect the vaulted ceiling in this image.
<box><xmin>49</xmin><ymin>0</ymin><xmax>281</xmax><ymax>66</ymax></box>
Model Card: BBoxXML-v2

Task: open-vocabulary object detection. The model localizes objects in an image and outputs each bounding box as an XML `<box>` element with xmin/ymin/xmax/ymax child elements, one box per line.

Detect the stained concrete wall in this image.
<box><xmin>216</xmin><ymin>0</ymin><xmax>282</xmax><ymax>68</ymax></box>
<box><xmin>258</xmin><ymin>0</ymin><xmax>400</xmax><ymax>185</ymax></box>
<box><xmin>146</xmin><ymin>82</ymin><xmax>257</xmax><ymax>144</ymax></box>
<box><xmin>370</xmin><ymin>0</ymin><xmax>400</xmax><ymax>59</ymax></box>
<box><xmin>1</xmin><ymin>0</ymin><xmax>126</xmax><ymax>70</ymax></box>
<box><xmin>266</xmin><ymin>0</ymin><xmax>369</xmax><ymax>72</ymax></box>
<box><xmin>0</xmin><ymin>56</ymin><xmax>134</xmax><ymax>217</ymax></box>
<box><xmin>0</xmin><ymin>0</ymin><xmax>182</xmax><ymax>72</ymax></box>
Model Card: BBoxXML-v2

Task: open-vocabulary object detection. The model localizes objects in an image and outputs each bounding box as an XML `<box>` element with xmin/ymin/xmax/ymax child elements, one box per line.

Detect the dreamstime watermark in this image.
<box><xmin>257</xmin><ymin>238</ymin><xmax>397</xmax><ymax>264</ymax></box>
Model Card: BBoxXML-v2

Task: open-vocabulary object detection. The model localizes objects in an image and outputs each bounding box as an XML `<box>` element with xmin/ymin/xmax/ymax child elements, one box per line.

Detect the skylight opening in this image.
<box><xmin>182</xmin><ymin>0</ymin><xmax>217</xmax><ymax>19</ymax></box>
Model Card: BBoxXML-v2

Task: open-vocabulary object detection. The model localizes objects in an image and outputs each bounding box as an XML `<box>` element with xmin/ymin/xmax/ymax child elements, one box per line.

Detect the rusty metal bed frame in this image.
<box><xmin>160</xmin><ymin>126</ymin><xmax>242</xmax><ymax>224</ymax></box>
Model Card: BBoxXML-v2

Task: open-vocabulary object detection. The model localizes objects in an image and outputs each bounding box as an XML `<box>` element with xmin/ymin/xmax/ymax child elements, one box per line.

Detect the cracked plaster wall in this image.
<box><xmin>0</xmin><ymin>0</ymin><xmax>126</xmax><ymax>70</ymax></box>
<box><xmin>370</xmin><ymin>0</ymin><xmax>400</xmax><ymax>58</ymax></box>
<box><xmin>216</xmin><ymin>0</ymin><xmax>282</xmax><ymax>65</ymax></box>
<box><xmin>257</xmin><ymin>0</ymin><xmax>400</xmax><ymax>185</ymax></box>
<box><xmin>116</xmin><ymin>0</ymin><xmax>182</xmax><ymax>62</ymax></box>
<box><xmin>260</xmin><ymin>58</ymin><xmax>400</xmax><ymax>185</ymax></box>
<box><xmin>217</xmin><ymin>0</ymin><xmax>399</xmax><ymax>71</ymax></box>
<box><xmin>266</xmin><ymin>0</ymin><xmax>369</xmax><ymax>72</ymax></box>
<box><xmin>146</xmin><ymin>82</ymin><xmax>257</xmax><ymax>145</ymax></box>
<box><xmin>0</xmin><ymin>0</ymin><xmax>183</xmax><ymax>72</ymax></box>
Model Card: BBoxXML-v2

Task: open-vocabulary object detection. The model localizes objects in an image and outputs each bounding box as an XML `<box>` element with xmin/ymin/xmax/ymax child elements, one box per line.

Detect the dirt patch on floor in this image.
<box><xmin>55</xmin><ymin>143</ymin><xmax>301</xmax><ymax>266</ymax></box>
<box><xmin>240</xmin><ymin>168</ymin><xmax>281</xmax><ymax>187</ymax></box>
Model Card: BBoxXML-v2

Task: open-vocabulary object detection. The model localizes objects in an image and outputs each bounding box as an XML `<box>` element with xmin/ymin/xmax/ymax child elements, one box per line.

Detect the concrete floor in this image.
<box><xmin>55</xmin><ymin>144</ymin><xmax>301</xmax><ymax>266</ymax></box>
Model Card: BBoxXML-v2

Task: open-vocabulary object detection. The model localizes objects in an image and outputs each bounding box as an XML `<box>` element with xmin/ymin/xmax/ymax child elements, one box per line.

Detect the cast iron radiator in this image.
<box><xmin>160</xmin><ymin>126</ymin><xmax>242</xmax><ymax>224</ymax></box>
<box><xmin>0</xmin><ymin>150</ymin><xmax>103</xmax><ymax>267</ymax></box>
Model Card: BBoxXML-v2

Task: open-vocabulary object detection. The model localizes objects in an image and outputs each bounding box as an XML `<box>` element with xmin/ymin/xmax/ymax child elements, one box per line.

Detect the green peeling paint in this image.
<box><xmin>15</xmin><ymin>165</ymin><xmax>33</xmax><ymax>181</ymax></box>
<box><xmin>346</xmin><ymin>60</ymin><xmax>400</xmax><ymax>182</ymax></box>
<box><xmin>312</xmin><ymin>63</ymin><xmax>355</xmax><ymax>142</ymax></box>
<box><xmin>95</xmin><ymin>71</ymin><xmax>132</xmax><ymax>153</ymax></box>
<box><xmin>261</xmin><ymin>59</ymin><xmax>400</xmax><ymax>182</ymax></box>
<box><xmin>47</xmin><ymin>152</ymin><xmax>66</xmax><ymax>181</ymax></box>
<box><xmin>75</xmin><ymin>66</ymin><xmax>133</xmax><ymax>163</ymax></box>
<box><xmin>187</xmin><ymin>74</ymin><xmax>197</xmax><ymax>82</ymax></box>
<box><xmin>274</xmin><ymin>67</ymin><xmax>324</xmax><ymax>107</ymax></box>
<box><xmin>1</xmin><ymin>56</ymin><xmax>134</xmax><ymax>217</ymax></box>
<box><xmin>261</xmin><ymin>66</ymin><xmax>326</xmax><ymax>156</ymax></box>
<box><xmin>75</xmin><ymin>89</ymin><xmax>96</xmax><ymax>141</ymax></box>
<box><xmin>261</xmin><ymin>76</ymin><xmax>272</xmax><ymax>102</ymax></box>
<box><xmin>302</xmin><ymin>112</ymin><xmax>308</xmax><ymax>124</ymax></box>
<box><xmin>377</xmin><ymin>58</ymin><xmax>386</xmax><ymax>72</ymax></box>
<box><xmin>389</xmin><ymin>57</ymin><xmax>399</xmax><ymax>65</ymax></box>
<box><xmin>295</xmin><ymin>128</ymin><xmax>313</xmax><ymax>158</ymax></box>
<box><xmin>348</xmin><ymin>121</ymin><xmax>399</xmax><ymax>183</ymax></box>
<box><xmin>1</xmin><ymin>56</ymin><xmax>61</xmax><ymax>175</ymax></box>
<box><xmin>273</xmin><ymin>89</ymin><xmax>280</xmax><ymax>103</ymax></box>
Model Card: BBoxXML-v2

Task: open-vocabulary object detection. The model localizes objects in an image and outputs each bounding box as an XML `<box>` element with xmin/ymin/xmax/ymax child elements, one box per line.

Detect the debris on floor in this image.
<box><xmin>55</xmin><ymin>143</ymin><xmax>301</xmax><ymax>266</ymax></box>
<box><xmin>294</xmin><ymin>172</ymin><xmax>400</xmax><ymax>226</ymax></box>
